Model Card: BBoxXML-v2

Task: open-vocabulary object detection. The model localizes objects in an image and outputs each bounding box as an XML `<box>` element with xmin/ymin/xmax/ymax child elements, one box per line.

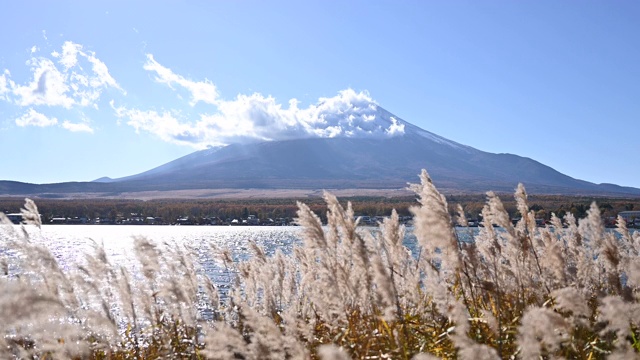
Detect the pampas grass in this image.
<box><xmin>1</xmin><ymin>169</ymin><xmax>639</xmax><ymax>359</ymax></box>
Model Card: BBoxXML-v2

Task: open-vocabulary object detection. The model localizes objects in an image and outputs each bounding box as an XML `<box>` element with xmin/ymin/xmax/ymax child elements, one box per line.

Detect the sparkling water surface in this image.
<box><xmin>12</xmin><ymin>224</ymin><xmax>628</xmax><ymax>271</ymax></box>
<box><xmin>19</xmin><ymin>224</ymin><xmax>475</xmax><ymax>266</ymax></box>
<box><xmin>4</xmin><ymin>224</ymin><xmax>630</xmax><ymax>293</ymax></box>
<box><xmin>11</xmin><ymin>225</ymin><xmax>423</xmax><ymax>283</ymax></box>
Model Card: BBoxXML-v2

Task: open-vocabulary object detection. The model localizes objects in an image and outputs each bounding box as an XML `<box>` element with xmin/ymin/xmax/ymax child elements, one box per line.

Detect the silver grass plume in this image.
<box><xmin>133</xmin><ymin>236</ymin><xmax>161</xmax><ymax>283</ymax></box>
<box><xmin>455</xmin><ymin>204</ymin><xmax>467</xmax><ymax>227</ymax></box>
<box><xmin>323</xmin><ymin>191</ymin><xmax>373</xmax><ymax>304</ymax></box>
<box><xmin>240</xmin><ymin>305</ymin><xmax>308</xmax><ymax>359</ymax></box>
<box><xmin>74</xmin><ymin>241</ymin><xmax>118</xmax><ymax>339</ymax></box>
<box><xmin>295</xmin><ymin>201</ymin><xmax>326</xmax><ymax>250</ymax></box>
<box><xmin>318</xmin><ymin>344</ymin><xmax>352</xmax><ymax>360</ymax></box>
<box><xmin>368</xmin><ymin>230</ymin><xmax>397</xmax><ymax>319</ymax></box>
<box><xmin>293</xmin><ymin>192</ymin><xmax>374</xmax><ymax>322</ymax></box>
<box><xmin>201</xmin><ymin>322</ymin><xmax>250</xmax><ymax>360</ymax></box>
<box><xmin>551</xmin><ymin>287</ymin><xmax>590</xmax><ymax>321</ymax></box>
<box><xmin>409</xmin><ymin>169</ymin><xmax>460</xmax><ymax>274</ymax></box>
<box><xmin>412</xmin><ymin>354</ymin><xmax>440</xmax><ymax>360</ymax></box>
<box><xmin>517</xmin><ymin>307</ymin><xmax>570</xmax><ymax>359</ymax></box>
<box><xmin>578</xmin><ymin>203</ymin><xmax>618</xmax><ymax>291</ymax></box>
<box><xmin>20</xmin><ymin>198</ymin><xmax>42</xmax><ymax>228</ymax></box>
<box><xmin>598</xmin><ymin>295</ymin><xmax>640</xmax><ymax>353</ymax></box>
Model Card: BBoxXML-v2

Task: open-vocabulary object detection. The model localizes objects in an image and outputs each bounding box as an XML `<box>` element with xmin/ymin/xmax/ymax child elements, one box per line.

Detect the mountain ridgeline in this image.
<box><xmin>2</xmin><ymin>107</ymin><xmax>639</xmax><ymax>197</ymax></box>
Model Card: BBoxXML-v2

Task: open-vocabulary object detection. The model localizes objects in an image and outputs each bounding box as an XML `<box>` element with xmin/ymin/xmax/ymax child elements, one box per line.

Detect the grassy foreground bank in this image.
<box><xmin>1</xmin><ymin>170</ymin><xmax>639</xmax><ymax>359</ymax></box>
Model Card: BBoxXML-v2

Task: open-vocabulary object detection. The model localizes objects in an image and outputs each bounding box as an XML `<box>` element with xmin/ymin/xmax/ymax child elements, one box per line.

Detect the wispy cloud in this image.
<box><xmin>4</xmin><ymin>41</ymin><xmax>122</xmax><ymax>109</ymax></box>
<box><xmin>0</xmin><ymin>70</ymin><xmax>10</xmax><ymax>100</ymax></box>
<box><xmin>5</xmin><ymin>43</ymin><xmax>404</xmax><ymax>146</ymax></box>
<box><xmin>111</xmin><ymin>101</ymin><xmax>197</xmax><ymax>146</ymax></box>
<box><xmin>57</xmin><ymin>41</ymin><xmax>82</xmax><ymax>70</ymax></box>
<box><xmin>15</xmin><ymin>108</ymin><xmax>58</xmax><ymax>127</ymax></box>
<box><xmin>11</xmin><ymin>57</ymin><xmax>75</xmax><ymax>108</ymax></box>
<box><xmin>1</xmin><ymin>41</ymin><xmax>123</xmax><ymax>133</ymax></box>
<box><xmin>14</xmin><ymin>108</ymin><xmax>94</xmax><ymax>133</ymax></box>
<box><xmin>61</xmin><ymin>120</ymin><xmax>94</xmax><ymax>133</ymax></box>
<box><xmin>144</xmin><ymin>54</ymin><xmax>218</xmax><ymax>106</ymax></box>
<box><xmin>115</xmin><ymin>55</ymin><xmax>405</xmax><ymax>148</ymax></box>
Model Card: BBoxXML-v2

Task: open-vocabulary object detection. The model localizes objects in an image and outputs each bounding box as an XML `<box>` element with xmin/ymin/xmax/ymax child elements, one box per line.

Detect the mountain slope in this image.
<box><xmin>101</xmin><ymin>109</ymin><xmax>638</xmax><ymax>195</ymax></box>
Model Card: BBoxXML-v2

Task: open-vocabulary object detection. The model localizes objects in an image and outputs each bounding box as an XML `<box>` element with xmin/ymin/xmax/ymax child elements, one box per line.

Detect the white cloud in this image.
<box><xmin>144</xmin><ymin>54</ymin><xmax>218</xmax><ymax>106</ymax></box>
<box><xmin>3</xmin><ymin>41</ymin><xmax>123</xmax><ymax>110</ymax></box>
<box><xmin>58</xmin><ymin>41</ymin><xmax>82</xmax><ymax>70</ymax></box>
<box><xmin>86</xmin><ymin>51</ymin><xmax>120</xmax><ymax>90</ymax></box>
<box><xmin>386</xmin><ymin>117</ymin><xmax>405</xmax><ymax>135</ymax></box>
<box><xmin>0</xmin><ymin>70</ymin><xmax>10</xmax><ymax>100</ymax></box>
<box><xmin>112</xmin><ymin>55</ymin><xmax>407</xmax><ymax>148</ymax></box>
<box><xmin>15</xmin><ymin>108</ymin><xmax>58</xmax><ymax>127</ymax></box>
<box><xmin>11</xmin><ymin>57</ymin><xmax>75</xmax><ymax>108</ymax></box>
<box><xmin>0</xmin><ymin>40</ymin><xmax>123</xmax><ymax>136</ymax></box>
<box><xmin>61</xmin><ymin>120</ymin><xmax>94</xmax><ymax>133</ymax></box>
<box><xmin>14</xmin><ymin>108</ymin><xmax>95</xmax><ymax>133</ymax></box>
<box><xmin>4</xmin><ymin>45</ymin><xmax>407</xmax><ymax>145</ymax></box>
<box><xmin>114</xmin><ymin>59</ymin><xmax>406</xmax><ymax>148</ymax></box>
<box><xmin>112</xmin><ymin>102</ymin><xmax>201</xmax><ymax>146</ymax></box>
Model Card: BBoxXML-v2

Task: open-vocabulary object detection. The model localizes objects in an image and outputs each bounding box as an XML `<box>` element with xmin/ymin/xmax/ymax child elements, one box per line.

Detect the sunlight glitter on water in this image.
<box><xmin>11</xmin><ymin>224</ymin><xmax>476</xmax><ymax>284</ymax></box>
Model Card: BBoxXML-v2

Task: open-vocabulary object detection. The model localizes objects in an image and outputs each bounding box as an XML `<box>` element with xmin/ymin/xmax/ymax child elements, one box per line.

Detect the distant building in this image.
<box><xmin>176</xmin><ymin>217</ymin><xmax>192</xmax><ymax>225</ymax></box>
<box><xmin>246</xmin><ymin>215</ymin><xmax>259</xmax><ymax>225</ymax></box>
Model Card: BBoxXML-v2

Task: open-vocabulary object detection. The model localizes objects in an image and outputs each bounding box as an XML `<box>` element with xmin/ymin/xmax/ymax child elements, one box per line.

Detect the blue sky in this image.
<box><xmin>1</xmin><ymin>1</ymin><xmax>639</xmax><ymax>188</ymax></box>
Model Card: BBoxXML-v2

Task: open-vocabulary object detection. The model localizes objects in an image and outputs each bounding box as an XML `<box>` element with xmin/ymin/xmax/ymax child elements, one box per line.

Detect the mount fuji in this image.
<box><xmin>2</xmin><ymin>106</ymin><xmax>639</xmax><ymax>198</ymax></box>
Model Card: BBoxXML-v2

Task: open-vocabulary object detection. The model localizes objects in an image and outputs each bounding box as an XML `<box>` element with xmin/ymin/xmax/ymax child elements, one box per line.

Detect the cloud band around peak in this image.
<box><xmin>114</xmin><ymin>54</ymin><xmax>405</xmax><ymax>148</ymax></box>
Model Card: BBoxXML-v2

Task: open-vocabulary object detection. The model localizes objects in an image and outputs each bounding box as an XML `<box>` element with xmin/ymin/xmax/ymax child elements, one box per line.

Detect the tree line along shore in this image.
<box><xmin>1</xmin><ymin>194</ymin><xmax>640</xmax><ymax>227</ymax></box>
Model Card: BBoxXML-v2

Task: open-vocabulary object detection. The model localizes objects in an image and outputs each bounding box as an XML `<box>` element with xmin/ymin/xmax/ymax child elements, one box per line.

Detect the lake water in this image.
<box><xmin>4</xmin><ymin>225</ymin><xmax>424</xmax><ymax>290</ymax></box>
<box><xmin>34</xmin><ymin>225</ymin><xmax>305</xmax><ymax>262</ymax></box>
<box><xmin>3</xmin><ymin>224</ymin><xmax>631</xmax><ymax>295</ymax></box>
<box><xmin>6</xmin><ymin>224</ymin><xmax>629</xmax><ymax>271</ymax></box>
